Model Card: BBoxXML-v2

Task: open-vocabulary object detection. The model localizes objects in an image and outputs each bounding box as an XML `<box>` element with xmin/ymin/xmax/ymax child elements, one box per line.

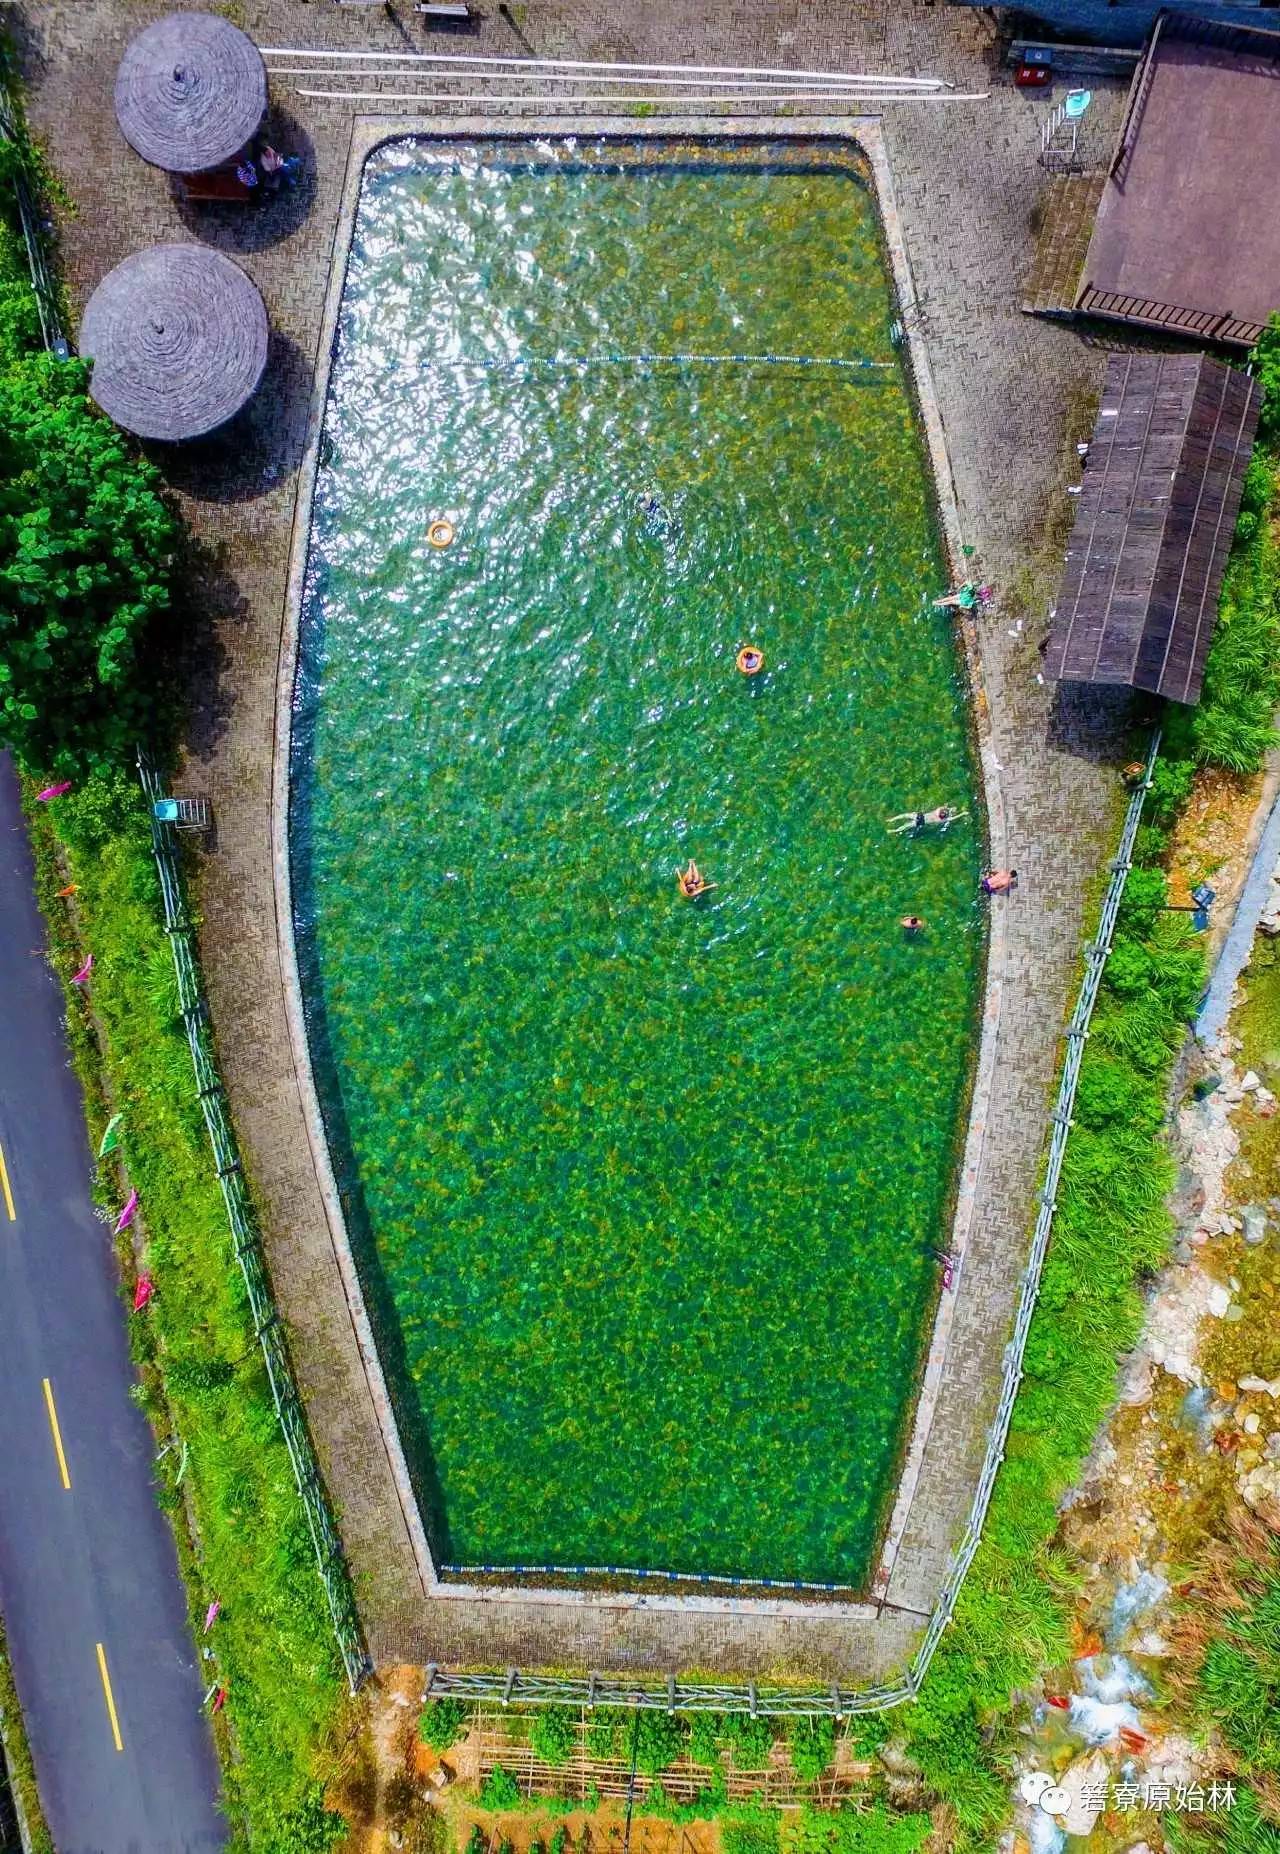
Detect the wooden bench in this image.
<box><xmin>181</xmin><ymin>167</ymin><xmax>253</xmax><ymax>204</ymax></box>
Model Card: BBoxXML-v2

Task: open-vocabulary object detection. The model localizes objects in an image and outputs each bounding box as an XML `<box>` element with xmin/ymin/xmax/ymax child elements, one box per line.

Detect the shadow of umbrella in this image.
<box><xmin>171</xmin><ymin>107</ymin><xmax>319</xmax><ymax>255</ymax></box>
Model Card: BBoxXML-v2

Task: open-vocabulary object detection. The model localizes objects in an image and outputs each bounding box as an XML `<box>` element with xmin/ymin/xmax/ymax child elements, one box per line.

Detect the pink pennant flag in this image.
<box><xmin>203</xmin><ymin>1599</ymin><xmax>221</xmax><ymax>1633</ymax></box>
<box><xmin>114</xmin><ymin>1190</ymin><xmax>139</xmax><ymax>1234</ymax></box>
<box><xmin>72</xmin><ymin>954</ymin><xmax>94</xmax><ymax>985</ymax></box>
<box><xmin>133</xmin><ymin>1273</ymin><xmax>155</xmax><ymax>1312</ymax></box>
<box><xmin>211</xmin><ymin>1686</ymin><xmax>227</xmax><ymax>1714</ymax></box>
<box><xmin>36</xmin><ymin>782</ymin><xmax>72</xmax><ymax>802</ymax></box>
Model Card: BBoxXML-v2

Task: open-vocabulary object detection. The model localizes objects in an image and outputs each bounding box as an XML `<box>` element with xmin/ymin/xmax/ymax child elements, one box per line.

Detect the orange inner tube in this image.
<box><xmin>736</xmin><ymin>646</ymin><xmax>764</xmax><ymax>675</ymax></box>
<box><xmin>427</xmin><ymin>519</ymin><xmax>455</xmax><ymax>550</ymax></box>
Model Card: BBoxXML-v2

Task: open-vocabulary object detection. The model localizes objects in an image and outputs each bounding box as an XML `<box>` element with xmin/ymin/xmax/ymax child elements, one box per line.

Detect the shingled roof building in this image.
<box><xmin>1043</xmin><ymin>351</ymin><xmax>1261</xmax><ymax>706</ymax></box>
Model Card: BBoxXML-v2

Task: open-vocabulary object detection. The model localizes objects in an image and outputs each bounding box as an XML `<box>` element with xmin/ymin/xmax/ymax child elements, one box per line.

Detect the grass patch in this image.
<box><xmin>0</xmin><ymin>1615</ymin><xmax>52</xmax><ymax>1854</ymax></box>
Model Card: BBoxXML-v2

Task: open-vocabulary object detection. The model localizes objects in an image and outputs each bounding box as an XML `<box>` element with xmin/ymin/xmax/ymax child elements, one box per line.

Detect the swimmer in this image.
<box><xmin>887</xmin><ymin>804</ymin><xmax>968</xmax><ymax>835</ymax></box>
<box><xmin>736</xmin><ymin>646</ymin><xmax>765</xmax><ymax>676</ymax></box>
<box><xmin>677</xmin><ymin>860</ymin><xmax>716</xmax><ymax>899</ymax></box>
<box><xmin>981</xmin><ymin>869</ymin><xmax>1018</xmax><ymax>895</ymax></box>
<box><xmin>900</xmin><ymin>915</ymin><xmax>926</xmax><ymax>935</ymax></box>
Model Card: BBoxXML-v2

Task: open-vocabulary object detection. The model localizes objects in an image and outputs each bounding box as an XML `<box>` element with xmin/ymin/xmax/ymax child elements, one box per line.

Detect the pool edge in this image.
<box><xmin>271</xmin><ymin>113</ymin><xmax>1008</xmax><ymax>1654</ymax></box>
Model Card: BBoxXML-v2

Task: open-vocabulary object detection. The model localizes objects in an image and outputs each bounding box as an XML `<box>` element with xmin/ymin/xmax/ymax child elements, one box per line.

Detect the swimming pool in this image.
<box><xmin>290</xmin><ymin>139</ymin><xmax>982</xmax><ymax>1589</ymax></box>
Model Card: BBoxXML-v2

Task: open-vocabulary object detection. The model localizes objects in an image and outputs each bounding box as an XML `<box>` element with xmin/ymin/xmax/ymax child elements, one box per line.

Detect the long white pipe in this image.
<box><xmin>270</xmin><ymin>67</ymin><xmax>927</xmax><ymax>92</ymax></box>
<box><xmin>263</xmin><ymin>47</ymin><xmax>950</xmax><ymax>88</ymax></box>
<box><xmin>294</xmin><ymin>86</ymin><xmax>988</xmax><ymax>105</ymax></box>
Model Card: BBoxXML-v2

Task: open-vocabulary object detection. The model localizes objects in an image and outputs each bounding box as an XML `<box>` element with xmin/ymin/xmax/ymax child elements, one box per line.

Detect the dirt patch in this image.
<box><xmin>1166</xmin><ymin>762</ymin><xmax>1265</xmax><ymax>917</ymax></box>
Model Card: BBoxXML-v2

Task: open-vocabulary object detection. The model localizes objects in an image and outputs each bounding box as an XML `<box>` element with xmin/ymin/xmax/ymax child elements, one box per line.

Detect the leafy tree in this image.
<box><xmin>0</xmin><ymin>352</ymin><xmax>175</xmax><ymax>775</ymax></box>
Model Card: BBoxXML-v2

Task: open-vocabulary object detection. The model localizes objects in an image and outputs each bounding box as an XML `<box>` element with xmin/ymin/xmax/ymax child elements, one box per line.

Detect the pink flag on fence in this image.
<box><xmin>36</xmin><ymin>782</ymin><xmax>72</xmax><ymax>802</ymax></box>
<box><xmin>114</xmin><ymin>1190</ymin><xmax>139</xmax><ymax>1234</ymax></box>
<box><xmin>203</xmin><ymin>1600</ymin><xmax>221</xmax><ymax>1633</ymax></box>
<box><xmin>72</xmin><ymin>955</ymin><xmax>94</xmax><ymax>985</ymax></box>
<box><xmin>133</xmin><ymin>1274</ymin><xmax>154</xmax><ymax>1312</ymax></box>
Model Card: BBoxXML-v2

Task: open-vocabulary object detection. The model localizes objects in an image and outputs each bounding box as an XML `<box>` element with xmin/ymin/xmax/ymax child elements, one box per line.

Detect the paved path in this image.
<box><xmin>0</xmin><ymin>759</ymin><xmax>225</xmax><ymax>1853</ymax></box>
<box><xmin>19</xmin><ymin>0</ymin><xmax>1135</xmax><ymax>1680</ymax></box>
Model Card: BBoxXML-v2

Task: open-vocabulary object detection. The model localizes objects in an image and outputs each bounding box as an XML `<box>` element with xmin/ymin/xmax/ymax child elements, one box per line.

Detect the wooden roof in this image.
<box><xmin>1076</xmin><ymin>12</ymin><xmax>1280</xmax><ymax>348</ymax></box>
<box><xmin>1044</xmin><ymin>352</ymin><xmax>1261</xmax><ymax>705</ymax></box>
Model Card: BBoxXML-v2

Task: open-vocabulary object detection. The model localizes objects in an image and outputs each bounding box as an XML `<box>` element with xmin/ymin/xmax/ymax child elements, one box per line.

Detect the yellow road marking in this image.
<box><xmin>41</xmin><ymin>1378</ymin><xmax>71</xmax><ymax>1491</ymax></box>
<box><xmin>96</xmin><ymin>1643</ymin><xmax>124</xmax><ymax>1753</ymax></box>
<box><xmin>0</xmin><ymin>1141</ymin><xmax>14</xmax><ymax>1221</ymax></box>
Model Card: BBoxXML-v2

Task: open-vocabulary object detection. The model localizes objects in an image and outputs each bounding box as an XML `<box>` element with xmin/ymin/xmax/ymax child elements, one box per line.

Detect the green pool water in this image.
<box><xmin>291</xmin><ymin>140</ymin><xmax>983</xmax><ymax>1588</ymax></box>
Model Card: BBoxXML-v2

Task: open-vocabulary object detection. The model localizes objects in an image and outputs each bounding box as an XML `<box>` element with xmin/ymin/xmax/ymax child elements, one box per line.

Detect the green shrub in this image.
<box><xmin>419</xmin><ymin>1698</ymin><xmax>470</xmax><ymax>1752</ymax></box>
<box><xmin>723</xmin><ymin>1812</ymin><xmax>781</xmax><ymax>1854</ymax></box>
<box><xmin>788</xmin><ymin>1715</ymin><xmax>835</xmax><ymax>1781</ymax></box>
<box><xmin>1253</xmin><ymin>312</ymin><xmax>1280</xmax><ymax>446</ymax></box>
<box><xmin>634</xmin><ymin>1709</ymin><xmax>685</xmax><ymax>1774</ymax></box>
<box><xmin>719</xmin><ymin>1712</ymin><xmax>775</xmax><ymax>1769</ymax></box>
<box><xmin>0</xmin><ymin>352</ymin><xmax>177</xmax><ymax>776</ymax></box>
<box><xmin>687</xmin><ymin>1712</ymin><xmax>722</xmax><ymax>1767</ymax></box>
<box><xmin>466</xmin><ymin>1826</ymin><xmax>486</xmax><ymax>1854</ymax></box>
<box><xmin>529</xmin><ymin>1707</ymin><xmax>577</xmax><ymax>1768</ymax></box>
<box><xmin>786</xmin><ymin>1802</ymin><xmax>931</xmax><ymax>1854</ymax></box>
<box><xmin>1145</xmin><ymin>753</ymin><xmax>1195</xmax><ymax>826</ymax></box>
<box><xmin>479</xmin><ymin>1767</ymin><xmax>522</xmax><ymax>1811</ymax></box>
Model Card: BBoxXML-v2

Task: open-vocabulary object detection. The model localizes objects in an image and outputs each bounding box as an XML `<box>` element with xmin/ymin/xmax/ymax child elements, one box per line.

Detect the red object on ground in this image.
<box><xmin>1118</xmin><ymin>1726</ymin><xmax>1148</xmax><ymax>1752</ymax></box>
<box><xmin>211</xmin><ymin>1686</ymin><xmax>227</xmax><ymax>1714</ymax></box>
<box><xmin>1015</xmin><ymin>63</ymin><xmax>1052</xmax><ymax>88</ymax></box>
<box><xmin>1046</xmin><ymin>1694</ymin><xmax>1071</xmax><ymax>1710</ymax></box>
<box><xmin>133</xmin><ymin>1274</ymin><xmax>155</xmax><ymax>1312</ymax></box>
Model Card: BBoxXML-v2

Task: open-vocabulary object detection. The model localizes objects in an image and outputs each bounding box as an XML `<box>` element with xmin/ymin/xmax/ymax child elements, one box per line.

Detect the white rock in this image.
<box><xmin>1239</xmin><ymin>1375</ymin><xmax>1280</xmax><ymax>1397</ymax></box>
<box><xmin>1240</xmin><ymin>1461</ymin><xmax>1280</xmax><ymax>1514</ymax></box>
<box><xmin>1055</xmin><ymin>1749</ymin><xmax>1110</xmax><ymax>1836</ymax></box>
<box><xmin>1118</xmin><ymin>1351</ymin><xmax>1154</xmax><ymax>1406</ymax></box>
<box><xmin>1243</xmin><ymin>1206</ymin><xmax>1269</xmax><ymax>1246</ymax></box>
<box><xmin>1242</xmin><ymin>1070</ymin><xmax>1261</xmax><ymax>1091</ymax></box>
<box><xmin>1244</xmin><ymin>1413</ymin><xmax>1261</xmax><ymax>1435</ymax></box>
<box><xmin>1208</xmin><ymin>1283</ymin><xmax>1231</xmax><ymax>1316</ymax></box>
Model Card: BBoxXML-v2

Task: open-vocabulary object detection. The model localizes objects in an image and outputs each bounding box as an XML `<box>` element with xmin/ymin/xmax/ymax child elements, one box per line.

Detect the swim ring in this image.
<box><xmin>736</xmin><ymin>645</ymin><xmax>765</xmax><ymax>676</ymax></box>
<box><xmin>427</xmin><ymin>518</ymin><xmax>455</xmax><ymax>550</ymax></box>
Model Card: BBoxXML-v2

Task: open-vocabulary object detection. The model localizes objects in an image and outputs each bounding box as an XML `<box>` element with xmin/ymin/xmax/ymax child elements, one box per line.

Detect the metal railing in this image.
<box><xmin>422</xmin><ymin>732</ymin><xmax>1162</xmax><ymax>1716</ymax></box>
<box><xmin>138</xmin><ymin>756</ymin><xmax>373</xmax><ymax>1692</ymax></box>
<box><xmin>0</xmin><ymin>86</ymin><xmax>64</xmax><ymax>355</ymax></box>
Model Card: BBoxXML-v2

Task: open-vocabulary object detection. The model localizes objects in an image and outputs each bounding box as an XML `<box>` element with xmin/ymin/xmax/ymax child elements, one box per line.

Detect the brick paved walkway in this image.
<box><xmin>18</xmin><ymin>0</ymin><xmax>1134</xmax><ymax>1680</ymax></box>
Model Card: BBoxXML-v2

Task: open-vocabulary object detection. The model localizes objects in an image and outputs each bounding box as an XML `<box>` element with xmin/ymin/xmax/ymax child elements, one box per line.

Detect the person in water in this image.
<box><xmin>678</xmin><ymin>860</ymin><xmax>716</xmax><ymax>899</ymax></box>
<box><xmin>901</xmin><ymin>915</ymin><xmax>926</xmax><ymax>935</ymax></box>
<box><xmin>981</xmin><ymin>869</ymin><xmax>1018</xmax><ymax>895</ymax></box>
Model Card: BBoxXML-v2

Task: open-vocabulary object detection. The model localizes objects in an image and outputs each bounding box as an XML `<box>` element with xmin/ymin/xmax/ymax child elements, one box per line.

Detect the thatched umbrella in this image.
<box><xmin>114</xmin><ymin>11</ymin><xmax>267</xmax><ymax>174</ymax></box>
<box><xmin>80</xmin><ymin>245</ymin><xmax>269</xmax><ymax>441</ymax></box>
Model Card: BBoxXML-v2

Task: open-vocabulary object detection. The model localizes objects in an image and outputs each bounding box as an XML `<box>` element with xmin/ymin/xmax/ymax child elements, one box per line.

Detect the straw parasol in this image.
<box><xmin>80</xmin><ymin>245</ymin><xmax>269</xmax><ymax>441</ymax></box>
<box><xmin>114</xmin><ymin>11</ymin><xmax>267</xmax><ymax>174</ymax></box>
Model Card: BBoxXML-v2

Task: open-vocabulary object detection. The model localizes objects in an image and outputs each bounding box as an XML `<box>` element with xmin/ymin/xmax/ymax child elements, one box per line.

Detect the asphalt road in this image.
<box><xmin>0</xmin><ymin>757</ymin><xmax>226</xmax><ymax>1854</ymax></box>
